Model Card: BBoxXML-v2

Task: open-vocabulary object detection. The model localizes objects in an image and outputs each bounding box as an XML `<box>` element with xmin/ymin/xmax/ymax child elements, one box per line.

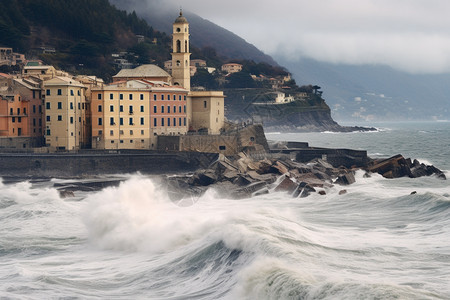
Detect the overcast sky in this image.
<box><xmin>158</xmin><ymin>0</ymin><xmax>450</xmax><ymax>74</ymax></box>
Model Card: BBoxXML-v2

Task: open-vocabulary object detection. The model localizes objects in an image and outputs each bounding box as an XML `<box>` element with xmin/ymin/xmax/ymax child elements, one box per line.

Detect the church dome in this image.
<box><xmin>174</xmin><ymin>11</ymin><xmax>188</xmax><ymax>24</ymax></box>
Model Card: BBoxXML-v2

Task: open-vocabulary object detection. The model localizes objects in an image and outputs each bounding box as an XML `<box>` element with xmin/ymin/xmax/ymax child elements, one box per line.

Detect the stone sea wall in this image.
<box><xmin>0</xmin><ymin>151</ymin><xmax>219</xmax><ymax>178</ymax></box>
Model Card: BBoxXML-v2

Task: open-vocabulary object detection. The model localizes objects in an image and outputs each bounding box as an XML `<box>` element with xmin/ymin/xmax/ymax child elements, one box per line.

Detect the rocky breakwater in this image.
<box><xmin>166</xmin><ymin>152</ymin><xmax>446</xmax><ymax>201</ymax></box>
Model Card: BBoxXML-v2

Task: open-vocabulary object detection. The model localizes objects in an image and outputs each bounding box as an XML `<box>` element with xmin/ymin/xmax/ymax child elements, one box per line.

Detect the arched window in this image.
<box><xmin>176</xmin><ymin>60</ymin><xmax>180</xmax><ymax>66</ymax></box>
<box><xmin>176</xmin><ymin>40</ymin><xmax>181</xmax><ymax>53</ymax></box>
<box><xmin>185</xmin><ymin>41</ymin><xmax>188</xmax><ymax>52</ymax></box>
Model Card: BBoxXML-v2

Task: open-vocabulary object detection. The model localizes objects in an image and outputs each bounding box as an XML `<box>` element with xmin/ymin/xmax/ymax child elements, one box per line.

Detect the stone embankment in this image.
<box><xmin>167</xmin><ymin>151</ymin><xmax>446</xmax><ymax>201</ymax></box>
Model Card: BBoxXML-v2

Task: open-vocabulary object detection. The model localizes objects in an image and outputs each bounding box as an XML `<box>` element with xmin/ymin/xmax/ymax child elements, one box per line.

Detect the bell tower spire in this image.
<box><xmin>171</xmin><ymin>10</ymin><xmax>191</xmax><ymax>90</ymax></box>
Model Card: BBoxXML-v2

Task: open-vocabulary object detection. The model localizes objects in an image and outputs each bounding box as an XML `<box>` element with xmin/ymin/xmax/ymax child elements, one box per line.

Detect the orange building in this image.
<box><xmin>0</xmin><ymin>94</ymin><xmax>30</xmax><ymax>137</ymax></box>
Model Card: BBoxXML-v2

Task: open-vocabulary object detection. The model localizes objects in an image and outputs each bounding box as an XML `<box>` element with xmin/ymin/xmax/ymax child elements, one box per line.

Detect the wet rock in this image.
<box><xmin>293</xmin><ymin>181</ymin><xmax>316</xmax><ymax>198</ymax></box>
<box><xmin>338</xmin><ymin>189</ymin><xmax>347</xmax><ymax>195</ymax></box>
<box><xmin>410</xmin><ymin>191</ymin><xmax>417</xmax><ymax>195</ymax></box>
<box><xmin>318</xmin><ymin>190</ymin><xmax>326</xmax><ymax>196</ymax></box>
<box><xmin>334</xmin><ymin>172</ymin><xmax>356</xmax><ymax>185</ymax></box>
<box><xmin>275</xmin><ymin>176</ymin><xmax>298</xmax><ymax>194</ymax></box>
<box><xmin>59</xmin><ymin>190</ymin><xmax>75</xmax><ymax>198</ymax></box>
<box><xmin>273</xmin><ymin>161</ymin><xmax>290</xmax><ymax>175</ymax></box>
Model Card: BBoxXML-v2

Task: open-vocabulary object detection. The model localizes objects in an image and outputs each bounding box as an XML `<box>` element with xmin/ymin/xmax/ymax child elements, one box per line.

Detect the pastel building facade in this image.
<box><xmin>44</xmin><ymin>77</ymin><xmax>88</xmax><ymax>150</ymax></box>
<box><xmin>91</xmin><ymin>80</ymin><xmax>188</xmax><ymax>150</ymax></box>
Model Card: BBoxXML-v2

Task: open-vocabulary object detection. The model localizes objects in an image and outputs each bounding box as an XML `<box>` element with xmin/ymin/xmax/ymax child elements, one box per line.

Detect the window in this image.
<box><xmin>46</xmin><ymin>129</ymin><xmax>51</xmax><ymax>136</ymax></box>
<box><xmin>161</xmin><ymin>106</ymin><xmax>165</xmax><ymax>113</ymax></box>
<box><xmin>78</xmin><ymin>90</ymin><xmax>80</xmax><ymax>96</ymax></box>
<box><xmin>46</xmin><ymin>102</ymin><xmax>50</xmax><ymax>110</ymax></box>
<box><xmin>12</xmin><ymin>117</ymin><xmax>15</xmax><ymax>123</ymax></box>
<box><xmin>179</xmin><ymin>95</ymin><xmax>182</xmax><ymax>101</ymax></box>
<box><xmin>140</xmin><ymin>105</ymin><xmax>144</xmax><ymax>112</ymax></box>
<box><xmin>129</xmin><ymin>106</ymin><xmax>133</xmax><ymax>113</ymax></box>
<box><xmin>17</xmin><ymin>108</ymin><xmax>20</xmax><ymax>115</ymax></box>
<box><xmin>98</xmin><ymin>130</ymin><xmax>103</xmax><ymax>136</ymax></box>
<box><xmin>153</xmin><ymin>106</ymin><xmax>157</xmax><ymax>113</ymax></box>
<box><xmin>130</xmin><ymin>140</ymin><xmax>133</xmax><ymax>143</ymax></box>
<box><xmin>184</xmin><ymin>117</ymin><xmax>186</xmax><ymax>126</ymax></box>
<box><xmin>79</xmin><ymin>117</ymin><xmax>81</xmax><ymax>122</ymax></box>
<box><xmin>129</xmin><ymin>94</ymin><xmax>133</xmax><ymax>100</ymax></box>
<box><xmin>58</xmin><ymin>102</ymin><xmax>62</xmax><ymax>109</ymax></box>
<box><xmin>120</xmin><ymin>130</ymin><xmax>124</xmax><ymax>135</ymax></box>
<box><xmin>110</xmin><ymin>105</ymin><xmax>114</xmax><ymax>112</ymax></box>
<box><xmin>168</xmin><ymin>118</ymin><xmax>170</xmax><ymax>126</ymax></box>
<box><xmin>110</xmin><ymin>93</ymin><xmax>114</xmax><ymax>100</ymax></box>
<box><xmin>110</xmin><ymin>117</ymin><xmax>115</xmax><ymax>125</ymax></box>
<box><xmin>110</xmin><ymin>130</ymin><xmax>114</xmax><ymax>136</ymax></box>
<box><xmin>120</xmin><ymin>118</ymin><xmax>123</xmax><ymax>125</ymax></box>
<box><xmin>10</xmin><ymin>108</ymin><xmax>13</xmax><ymax>115</ymax></box>
<box><xmin>18</xmin><ymin>117</ymin><xmax>21</xmax><ymax>123</ymax></box>
<box><xmin>184</xmin><ymin>96</ymin><xmax>186</xmax><ymax>101</ymax></box>
<box><xmin>98</xmin><ymin>105</ymin><xmax>102</xmax><ymax>112</ymax></box>
<box><xmin>184</xmin><ymin>105</ymin><xmax>186</xmax><ymax>113</ymax></box>
<box><xmin>130</xmin><ymin>130</ymin><xmax>133</xmax><ymax>135</ymax></box>
<box><xmin>23</xmin><ymin>108</ymin><xmax>26</xmax><ymax>115</ymax></box>
<box><xmin>154</xmin><ymin>118</ymin><xmax>157</xmax><ymax>127</ymax></box>
<box><xmin>46</xmin><ymin>89</ymin><xmax>50</xmax><ymax>96</ymax></box>
<box><xmin>140</xmin><ymin>94</ymin><xmax>144</xmax><ymax>100</ymax></box>
<box><xmin>120</xmin><ymin>105</ymin><xmax>123</xmax><ymax>112</ymax></box>
<box><xmin>141</xmin><ymin>130</ymin><xmax>144</xmax><ymax>135</ymax></box>
<box><xmin>140</xmin><ymin>118</ymin><xmax>144</xmax><ymax>125</ymax></box>
<box><xmin>119</xmin><ymin>94</ymin><xmax>123</xmax><ymax>100</ymax></box>
<box><xmin>173</xmin><ymin>118</ymin><xmax>176</xmax><ymax>126</ymax></box>
<box><xmin>33</xmin><ymin>105</ymin><xmax>36</xmax><ymax>113</ymax></box>
<box><xmin>120</xmin><ymin>140</ymin><xmax>124</xmax><ymax>144</ymax></box>
<box><xmin>179</xmin><ymin>106</ymin><xmax>182</xmax><ymax>113</ymax></box>
<box><xmin>129</xmin><ymin>118</ymin><xmax>133</xmax><ymax>125</ymax></box>
<box><xmin>57</xmin><ymin>89</ymin><xmax>62</xmax><ymax>95</ymax></box>
<box><xmin>70</xmin><ymin>102</ymin><xmax>73</xmax><ymax>110</ymax></box>
<box><xmin>153</xmin><ymin>94</ymin><xmax>157</xmax><ymax>101</ymax></box>
<box><xmin>70</xmin><ymin>117</ymin><xmax>73</xmax><ymax>124</ymax></box>
<box><xmin>161</xmin><ymin>95</ymin><xmax>164</xmax><ymax>100</ymax></box>
<box><xmin>98</xmin><ymin>118</ymin><xmax>102</xmax><ymax>125</ymax></box>
<box><xmin>167</xmin><ymin>94</ymin><xmax>170</xmax><ymax>100</ymax></box>
<box><xmin>161</xmin><ymin>118</ymin><xmax>165</xmax><ymax>126</ymax></box>
<box><xmin>173</xmin><ymin>95</ymin><xmax>176</xmax><ymax>101</ymax></box>
<box><xmin>173</xmin><ymin>106</ymin><xmax>176</xmax><ymax>113</ymax></box>
<box><xmin>70</xmin><ymin>90</ymin><xmax>74</xmax><ymax>96</ymax></box>
<box><xmin>97</xmin><ymin>93</ymin><xmax>102</xmax><ymax>100</ymax></box>
<box><xmin>58</xmin><ymin>115</ymin><xmax>62</xmax><ymax>121</ymax></box>
<box><xmin>168</xmin><ymin>106</ymin><xmax>170</xmax><ymax>114</ymax></box>
<box><xmin>179</xmin><ymin>118</ymin><xmax>182</xmax><ymax>126</ymax></box>
<box><xmin>204</xmin><ymin>101</ymin><xmax>207</xmax><ymax>108</ymax></box>
<box><xmin>219</xmin><ymin>146</ymin><xmax>226</xmax><ymax>151</ymax></box>
<box><xmin>78</xmin><ymin>103</ymin><xmax>81</xmax><ymax>109</ymax></box>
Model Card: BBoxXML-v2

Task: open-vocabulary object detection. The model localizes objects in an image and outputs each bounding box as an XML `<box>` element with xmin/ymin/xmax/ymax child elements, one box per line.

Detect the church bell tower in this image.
<box><xmin>171</xmin><ymin>10</ymin><xmax>191</xmax><ymax>90</ymax></box>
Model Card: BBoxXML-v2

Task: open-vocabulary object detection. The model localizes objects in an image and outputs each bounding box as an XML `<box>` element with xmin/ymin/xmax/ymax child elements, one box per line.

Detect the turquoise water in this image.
<box><xmin>0</xmin><ymin>121</ymin><xmax>449</xmax><ymax>299</ymax></box>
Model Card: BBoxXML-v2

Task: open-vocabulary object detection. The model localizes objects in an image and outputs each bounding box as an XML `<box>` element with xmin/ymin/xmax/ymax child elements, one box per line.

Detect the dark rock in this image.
<box><xmin>273</xmin><ymin>161</ymin><xmax>290</xmax><ymax>175</ymax></box>
<box><xmin>189</xmin><ymin>169</ymin><xmax>217</xmax><ymax>186</ymax></box>
<box><xmin>275</xmin><ymin>176</ymin><xmax>298</xmax><ymax>194</ymax></box>
<box><xmin>293</xmin><ymin>182</ymin><xmax>316</xmax><ymax>198</ymax></box>
<box><xmin>59</xmin><ymin>190</ymin><xmax>75</xmax><ymax>198</ymax></box>
<box><xmin>318</xmin><ymin>190</ymin><xmax>326</xmax><ymax>195</ymax></box>
<box><xmin>233</xmin><ymin>174</ymin><xmax>253</xmax><ymax>186</ymax></box>
<box><xmin>334</xmin><ymin>172</ymin><xmax>356</xmax><ymax>185</ymax></box>
<box><xmin>338</xmin><ymin>189</ymin><xmax>347</xmax><ymax>195</ymax></box>
<box><xmin>410</xmin><ymin>191</ymin><xmax>417</xmax><ymax>195</ymax></box>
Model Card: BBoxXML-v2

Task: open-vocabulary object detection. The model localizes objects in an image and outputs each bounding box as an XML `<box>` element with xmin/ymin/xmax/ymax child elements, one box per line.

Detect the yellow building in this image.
<box><xmin>91</xmin><ymin>80</ymin><xmax>188</xmax><ymax>150</ymax></box>
<box><xmin>189</xmin><ymin>91</ymin><xmax>225</xmax><ymax>134</ymax></box>
<box><xmin>44</xmin><ymin>77</ymin><xmax>87</xmax><ymax>150</ymax></box>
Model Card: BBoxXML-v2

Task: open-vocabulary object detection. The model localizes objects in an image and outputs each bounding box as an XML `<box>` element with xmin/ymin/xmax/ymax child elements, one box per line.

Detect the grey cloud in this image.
<box><xmin>117</xmin><ymin>0</ymin><xmax>450</xmax><ymax>74</ymax></box>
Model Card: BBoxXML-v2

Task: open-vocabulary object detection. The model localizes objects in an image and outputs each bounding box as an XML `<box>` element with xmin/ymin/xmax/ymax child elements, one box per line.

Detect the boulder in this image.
<box><xmin>293</xmin><ymin>181</ymin><xmax>316</xmax><ymax>198</ymax></box>
<box><xmin>59</xmin><ymin>190</ymin><xmax>75</xmax><ymax>198</ymax></box>
<box><xmin>338</xmin><ymin>189</ymin><xmax>347</xmax><ymax>195</ymax></box>
<box><xmin>273</xmin><ymin>161</ymin><xmax>290</xmax><ymax>175</ymax></box>
<box><xmin>275</xmin><ymin>176</ymin><xmax>298</xmax><ymax>194</ymax></box>
<box><xmin>334</xmin><ymin>172</ymin><xmax>356</xmax><ymax>185</ymax></box>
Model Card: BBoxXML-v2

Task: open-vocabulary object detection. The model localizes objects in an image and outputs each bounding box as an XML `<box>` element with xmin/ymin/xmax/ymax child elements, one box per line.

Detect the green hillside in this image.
<box><xmin>0</xmin><ymin>0</ymin><xmax>171</xmax><ymax>80</ymax></box>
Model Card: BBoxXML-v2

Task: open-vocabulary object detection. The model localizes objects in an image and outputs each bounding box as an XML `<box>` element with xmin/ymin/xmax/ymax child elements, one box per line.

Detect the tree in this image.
<box><xmin>225</xmin><ymin>72</ymin><xmax>256</xmax><ymax>88</ymax></box>
<box><xmin>191</xmin><ymin>68</ymin><xmax>218</xmax><ymax>89</ymax></box>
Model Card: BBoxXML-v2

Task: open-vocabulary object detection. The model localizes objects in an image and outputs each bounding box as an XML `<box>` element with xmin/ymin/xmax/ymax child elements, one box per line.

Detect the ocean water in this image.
<box><xmin>1</xmin><ymin>121</ymin><xmax>450</xmax><ymax>299</ymax></box>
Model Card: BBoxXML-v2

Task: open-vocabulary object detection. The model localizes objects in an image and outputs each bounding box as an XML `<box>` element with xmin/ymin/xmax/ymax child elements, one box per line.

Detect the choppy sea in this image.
<box><xmin>1</xmin><ymin>121</ymin><xmax>449</xmax><ymax>299</ymax></box>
